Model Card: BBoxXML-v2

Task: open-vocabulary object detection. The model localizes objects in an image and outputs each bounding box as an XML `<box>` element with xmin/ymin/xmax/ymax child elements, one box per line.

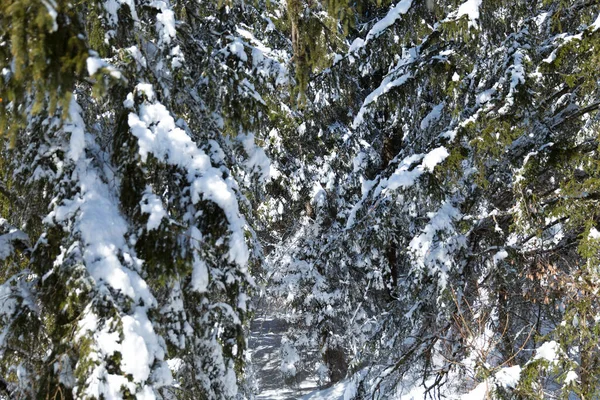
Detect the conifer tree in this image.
<box><xmin>4</xmin><ymin>0</ymin><xmax>600</xmax><ymax>399</ymax></box>
<box><xmin>0</xmin><ymin>0</ymin><xmax>286</xmax><ymax>398</ymax></box>
<box><xmin>267</xmin><ymin>0</ymin><xmax>600</xmax><ymax>398</ymax></box>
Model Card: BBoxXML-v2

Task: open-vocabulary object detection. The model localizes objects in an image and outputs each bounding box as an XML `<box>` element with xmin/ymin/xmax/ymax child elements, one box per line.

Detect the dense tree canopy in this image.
<box><xmin>1</xmin><ymin>0</ymin><xmax>600</xmax><ymax>399</ymax></box>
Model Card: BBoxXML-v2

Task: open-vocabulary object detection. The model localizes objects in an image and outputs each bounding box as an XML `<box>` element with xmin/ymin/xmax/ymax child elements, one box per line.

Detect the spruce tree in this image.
<box><xmin>3</xmin><ymin>0</ymin><xmax>600</xmax><ymax>399</ymax></box>
<box><xmin>268</xmin><ymin>0</ymin><xmax>600</xmax><ymax>398</ymax></box>
<box><xmin>0</xmin><ymin>0</ymin><xmax>285</xmax><ymax>398</ymax></box>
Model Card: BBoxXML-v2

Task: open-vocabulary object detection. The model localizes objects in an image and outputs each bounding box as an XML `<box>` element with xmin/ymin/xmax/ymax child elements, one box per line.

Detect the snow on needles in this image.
<box><xmin>128</xmin><ymin>95</ymin><xmax>250</xmax><ymax>269</ymax></box>
<box><xmin>346</xmin><ymin>147</ymin><xmax>450</xmax><ymax>229</ymax></box>
<box><xmin>381</xmin><ymin>147</ymin><xmax>449</xmax><ymax>192</ymax></box>
<box><xmin>0</xmin><ymin>220</ymin><xmax>28</xmax><ymax>261</ymax></box>
<box><xmin>50</xmin><ymin>99</ymin><xmax>153</xmax><ymax>304</ymax></box>
<box><xmin>71</xmin><ymin>166</ymin><xmax>152</xmax><ymax>302</ymax></box>
<box><xmin>78</xmin><ymin>306</ymin><xmax>171</xmax><ymax>399</ymax></box>
<box><xmin>238</xmin><ymin>133</ymin><xmax>272</xmax><ymax>183</ymax></box>
<box><xmin>420</xmin><ymin>102</ymin><xmax>445</xmax><ymax>130</ymax></box>
<box><xmin>366</xmin><ymin>0</ymin><xmax>412</xmax><ymax>42</ymax></box>
<box><xmin>65</xmin><ymin>97</ymin><xmax>86</xmax><ymax>162</ymax></box>
<box><xmin>422</xmin><ymin>147</ymin><xmax>449</xmax><ymax>172</ymax></box>
<box><xmin>141</xmin><ymin>188</ymin><xmax>167</xmax><ymax>231</ymax></box>
<box><xmin>409</xmin><ymin>201</ymin><xmax>463</xmax><ymax>289</ymax></box>
<box><xmin>455</xmin><ymin>0</ymin><xmax>483</xmax><ymax>28</ymax></box>
<box><xmin>592</xmin><ymin>13</ymin><xmax>600</xmax><ymax>31</ymax></box>
<box><xmin>442</xmin><ymin>0</ymin><xmax>483</xmax><ymax>29</ymax></box>
<box><xmin>352</xmin><ymin>73</ymin><xmax>411</xmax><ymax>128</ymax></box>
<box><xmin>495</xmin><ymin>365</ymin><xmax>521</xmax><ymax>389</ymax></box>
<box><xmin>50</xmin><ymin>99</ymin><xmax>171</xmax><ymax>399</ymax></box>
<box><xmin>351</xmin><ymin>0</ymin><xmax>413</xmax><ymax>52</ymax></box>
<box><xmin>352</xmin><ymin>48</ymin><xmax>417</xmax><ymax>129</ymax></box>
<box><xmin>534</xmin><ymin>340</ymin><xmax>561</xmax><ymax>363</ymax></box>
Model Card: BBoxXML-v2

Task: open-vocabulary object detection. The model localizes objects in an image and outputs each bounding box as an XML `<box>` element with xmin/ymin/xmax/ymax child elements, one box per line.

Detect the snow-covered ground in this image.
<box><xmin>247</xmin><ymin>300</ymin><xmax>522</xmax><ymax>400</ymax></box>
<box><xmin>300</xmin><ymin>382</ymin><xmax>350</xmax><ymax>400</ymax></box>
<box><xmin>249</xmin><ymin>313</ymin><xmax>320</xmax><ymax>399</ymax></box>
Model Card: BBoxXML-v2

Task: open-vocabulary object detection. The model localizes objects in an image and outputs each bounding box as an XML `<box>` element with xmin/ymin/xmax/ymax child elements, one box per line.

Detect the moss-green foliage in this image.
<box><xmin>6</xmin><ymin>0</ymin><xmax>600</xmax><ymax>397</ymax></box>
<box><xmin>0</xmin><ymin>0</ymin><xmax>88</xmax><ymax>144</ymax></box>
<box><xmin>87</xmin><ymin>4</ymin><xmax>110</xmax><ymax>58</ymax></box>
<box><xmin>491</xmin><ymin>4</ymin><xmax>600</xmax><ymax>396</ymax></box>
<box><xmin>292</xmin><ymin>0</ymin><xmax>600</xmax><ymax>395</ymax></box>
<box><xmin>284</xmin><ymin>0</ymin><xmax>353</xmax><ymax>105</ymax></box>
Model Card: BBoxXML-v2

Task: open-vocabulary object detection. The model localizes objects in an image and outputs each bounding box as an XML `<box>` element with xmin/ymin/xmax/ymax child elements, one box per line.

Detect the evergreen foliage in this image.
<box><xmin>1</xmin><ymin>0</ymin><xmax>600</xmax><ymax>399</ymax></box>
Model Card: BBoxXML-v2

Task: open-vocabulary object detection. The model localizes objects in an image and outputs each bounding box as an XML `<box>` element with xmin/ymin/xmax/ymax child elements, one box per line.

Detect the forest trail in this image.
<box><xmin>248</xmin><ymin>304</ymin><xmax>322</xmax><ymax>399</ymax></box>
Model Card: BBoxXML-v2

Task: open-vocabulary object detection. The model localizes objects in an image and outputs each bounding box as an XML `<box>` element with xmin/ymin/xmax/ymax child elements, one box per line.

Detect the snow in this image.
<box><xmin>352</xmin><ymin>151</ymin><xmax>367</xmax><ymax>172</ymax></box>
<box><xmin>191</xmin><ymin>255</ymin><xmax>209</xmax><ymax>293</ymax></box>
<box><xmin>86</xmin><ymin>55</ymin><xmax>123</xmax><ymax>79</ymax></box>
<box><xmin>382</xmin><ymin>154</ymin><xmax>424</xmax><ymax>192</ymax></box>
<box><xmin>156</xmin><ymin>9</ymin><xmax>176</xmax><ymax>44</ymax></box>
<box><xmin>564</xmin><ymin>370</ymin><xmax>578</xmax><ymax>384</ymax></box>
<box><xmin>123</xmin><ymin>92</ymin><xmax>135</xmax><ymax>109</ymax></box>
<box><xmin>56</xmin><ymin>99</ymin><xmax>171</xmax><ymax>399</ymax></box>
<box><xmin>9</xmin><ymin>2</ymin><xmax>596</xmax><ymax>398</ymax></box>
<box><xmin>103</xmin><ymin>0</ymin><xmax>121</xmax><ymax>27</ymax></box>
<box><xmin>0</xmin><ymin>220</ymin><xmax>28</xmax><ymax>260</ymax></box>
<box><xmin>128</xmin><ymin>97</ymin><xmax>249</xmax><ymax>268</ymax></box>
<box><xmin>299</xmin><ymin>371</ymin><xmax>497</xmax><ymax>399</ymax></box>
<box><xmin>136</xmin><ymin>83</ymin><xmax>155</xmax><ymax>101</ymax></box>
<box><xmin>76</xmin><ymin>170</ymin><xmax>151</xmax><ymax>301</ymax></box>
<box><xmin>235</xmin><ymin>26</ymin><xmax>289</xmax><ymax>84</ymax></box>
<box><xmin>40</xmin><ymin>0</ymin><xmax>58</xmax><ymax>32</ymax></box>
<box><xmin>492</xmin><ymin>249</ymin><xmax>508</xmax><ymax>265</ymax></box>
<box><xmin>535</xmin><ymin>12</ymin><xmax>550</xmax><ymax>28</ymax></box>
<box><xmin>462</xmin><ymin>381</ymin><xmax>490</xmax><ymax>400</ymax></box>
<box><xmin>298</xmin><ymin>122</ymin><xmax>307</xmax><ymax>135</ymax></box>
<box><xmin>376</xmin><ymin>146</ymin><xmax>448</xmax><ymax>195</ymax></box>
<box><xmin>239</xmin><ymin>133</ymin><xmax>272</xmax><ymax>183</ymax></box>
<box><xmin>455</xmin><ymin>0</ymin><xmax>483</xmax><ymax>28</ymax></box>
<box><xmin>78</xmin><ymin>306</ymin><xmax>171</xmax><ymax>399</ymax></box>
<box><xmin>86</xmin><ymin>56</ymin><xmax>106</xmax><ymax>76</ymax></box>
<box><xmin>349</xmin><ymin>38</ymin><xmax>365</xmax><ymax>53</ymax></box>
<box><xmin>48</xmin><ymin>100</ymin><xmax>153</xmax><ymax>304</ymax></box>
<box><xmin>65</xmin><ymin>97</ymin><xmax>86</xmax><ymax>162</ymax></box>
<box><xmin>476</xmin><ymin>88</ymin><xmax>496</xmax><ymax>105</ymax></box>
<box><xmin>301</xmin><ymin>380</ymin><xmax>349</xmax><ymax>399</ymax></box>
<box><xmin>120</xmin><ymin>307</ymin><xmax>165</xmax><ymax>382</ymax></box>
<box><xmin>409</xmin><ymin>201</ymin><xmax>462</xmax><ymax>288</ymax></box>
<box><xmin>342</xmin><ymin>381</ymin><xmax>357</xmax><ymax>400</ymax></box>
<box><xmin>420</xmin><ymin>102</ymin><xmax>444</xmax><ymax>130</ymax></box>
<box><xmin>367</xmin><ymin>145</ymin><xmax>449</xmax><ymax>201</ymax></box>
<box><xmin>280</xmin><ymin>338</ymin><xmax>300</xmax><ymax>377</ymax></box>
<box><xmin>495</xmin><ymin>365</ymin><xmax>521</xmax><ymax>389</ymax></box>
<box><xmin>353</xmin><ymin>73</ymin><xmax>411</xmax><ymax>128</ymax></box>
<box><xmin>170</xmin><ymin>45</ymin><xmax>185</xmax><ymax>68</ymax></box>
<box><xmin>422</xmin><ymin>146</ymin><xmax>449</xmax><ymax>172</ymax></box>
<box><xmin>351</xmin><ymin>45</ymin><xmax>419</xmax><ymax>130</ymax></box>
<box><xmin>140</xmin><ymin>188</ymin><xmax>167</xmax><ymax>230</ymax></box>
<box><xmin>345</xmin><ymin>178</ymin><xmax>375</xmax><ymax>229</ymax></box>
<box><xmin>126</xmin><ymin>46</ymin><xmax>147</xmax><ymax>68</ymax></box>
<box><xmin>237</xmin><ymin>28</ymin><xmax>270</xmax><ymax>54</ymax></box>
<box><xmin>592</xmin><ymin>13</ymin><xmax>600</xmax><ymax>31</ymax></box>
<box><xmin>589</xmin><ymin>227</ymin><xmax>600</xmax><ymax>239</ymax></box>
<box><xmin>499</xmin><ymin>49</ymin><xmax>526</xmax><ymax>115</ymax></box>
<box><xmin>353</xmin><ymin>0</ymin><xmax>413</xmax><ymax>51</ymax></box>
<box><xmin>311</xmin><ymin>182</ymin><xmax>327</xmax><ymax>208</ymax></box>
<box><xmin>229</xmin><ymin>38</ymin><xmax>248</xmax><ymax>62</ymax></box>
<box><xmin>542</xmin><ymin>33</ymin><xmax>583</xmax><ymax>64</ymax></box>
<box><xmin>534</xmin><ymin>340</ymin><xmax>560</xmax><ymax>363</ymax></box>
<box><xmin>0</xmin><ymin>283</ymin><xmax>18</xmax><ymax>346</ymax></box>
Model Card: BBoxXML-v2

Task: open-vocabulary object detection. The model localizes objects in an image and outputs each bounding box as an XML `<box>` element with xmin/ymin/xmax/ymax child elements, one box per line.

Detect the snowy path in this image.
<box><xmin>248</xmin><ymin>303</ymin><xmax>324</xmax><ymax>399</ymax></box>
<box><xmin>249</xmin><ymin>315</ymin><xmax>321</xmax><ymax>399</ymax></box>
